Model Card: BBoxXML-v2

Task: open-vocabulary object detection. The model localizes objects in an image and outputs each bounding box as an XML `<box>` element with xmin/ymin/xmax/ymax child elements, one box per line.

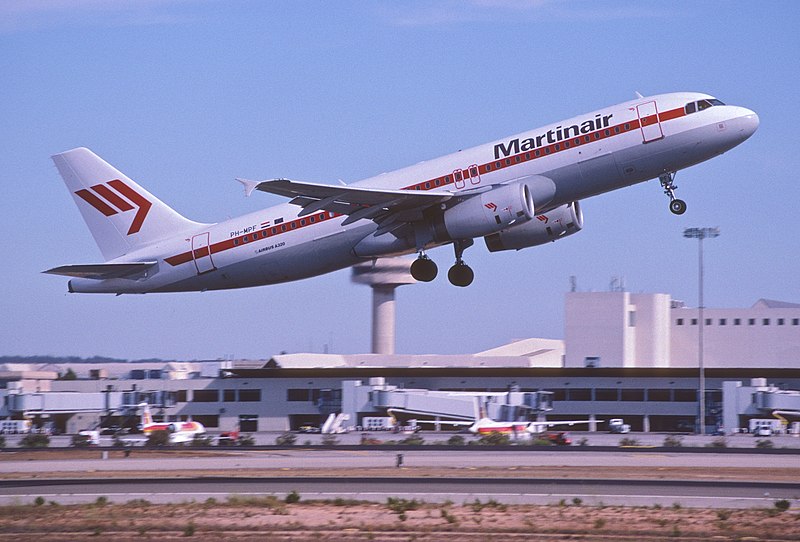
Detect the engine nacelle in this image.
<box><xmin>440</xmin><ymin>180</ymin><xmax>534</xmax><ymax>240</ymax></box>
<box><xmin>484</xmin><ymin>201</ymin><xmax>584</xmax><ymax>252</ymax></box>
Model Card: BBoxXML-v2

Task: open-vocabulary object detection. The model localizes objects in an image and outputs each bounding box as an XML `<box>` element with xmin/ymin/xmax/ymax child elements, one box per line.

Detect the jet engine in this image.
<box><xmin>484</xmin><ymin>201</ymin><xmax>583</xmax><ymax>252</ymax></box>
<box><xmin>438</xmin><ymin>180</ymin><xmax>534</xmax><ymax>240</ymax></box>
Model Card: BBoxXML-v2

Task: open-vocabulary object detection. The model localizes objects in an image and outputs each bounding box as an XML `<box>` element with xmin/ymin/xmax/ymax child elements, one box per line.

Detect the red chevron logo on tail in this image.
<box><xmin>74</xmin><ymin>180</ymin><xmax>152</xmax><ymax>235</ymax></box>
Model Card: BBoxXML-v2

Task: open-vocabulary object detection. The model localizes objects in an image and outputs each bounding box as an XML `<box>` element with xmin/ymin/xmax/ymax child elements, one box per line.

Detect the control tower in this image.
<box><xmin>351</xmin><ymin>258</ymin><xmax>416</xmax><ymax>355</ymax></box>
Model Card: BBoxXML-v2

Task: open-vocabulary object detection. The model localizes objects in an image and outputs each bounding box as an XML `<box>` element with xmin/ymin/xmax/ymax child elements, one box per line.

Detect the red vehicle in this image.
<box><xmin>542</xmin><ymin>431</ymin><xmax>572</xmax><ymax>446</ymax></box>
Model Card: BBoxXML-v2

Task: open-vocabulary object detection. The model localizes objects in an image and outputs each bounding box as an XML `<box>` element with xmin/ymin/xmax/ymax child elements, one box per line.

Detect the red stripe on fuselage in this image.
<box><xmin>164</xmin><ymin>106</ymin><xmax>686</xmax><ymax>267</ymax></box>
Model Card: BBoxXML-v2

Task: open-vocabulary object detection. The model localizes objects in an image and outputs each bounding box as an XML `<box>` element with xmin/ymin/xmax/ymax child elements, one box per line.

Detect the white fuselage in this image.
<box><xmin>67</xmin><ymin>92</ymin><xmax>758</xmax><ymax>293</ymax></box>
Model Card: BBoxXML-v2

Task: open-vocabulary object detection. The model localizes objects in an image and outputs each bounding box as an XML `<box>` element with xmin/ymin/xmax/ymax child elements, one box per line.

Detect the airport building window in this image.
<box><xmin>676</xmin><ymin>319</ymin><xmax>684</xmax><ymax>325</ymax></box>
<box><xmin>749</xmin><ymin>318</ymin><xmax>755</xmax><ymax>325</ymax></box>
<box><xmin>673</xmin><ymin>389</ymin><xmax>697</xmax><ymax>402</ymax></box>
<box><xmin>647</xmin><ymin>389</ymin><xmax>671</xmax><ymax>402</ymax></box>
<box><xmin>567</xmin><ymin>388</ymin><xmax>592</xmax><ymax>401</ymax></box>
<box><xmin>239</xmin><ymin>389</ymin><xmax>261</xmax><ymax>402</ymax></box>
<box><xmin>551</xmin><ymin>389</ymin><xmax>566</xmax><ymax>401</ymax></box>
<box><xmin>628</xmin><ymin>311</ymin><xmax>636</xmax><ymax>327</ymax></box>
<box><xmin>192</xmin><ymin>415</ymin><xmax>219</xmax><ymax>428</ymax></box>
<box><xmin>176</xmin><ymin>390</ymin><xmax>187</xmax><ymax>403</ymax></box>
<box><xmin>287</xmin><ymin>389</ymin><xmax>311</xmax><ymax>402</ymax></box>
<box><xmin>763</xmin><ymin>319</ymin><xmax>770</xmax><ymax>325</ymax></box>
<box><xmin>239</xmin><ymin>414</ymin><xmax>258</xmax><ymax>432</ymax></box>
<box><xmin>621</xmin><ymin>389</ymin><xmax>645</xmax><ymax>402</ymax></box>
<box><xmin>705</xmin><ymin>318</ymin><xmax>712</xmax><ymax>325</ymax></box>
<box><xmin>691</xmin><ymin>319</ymin><xmax>698</xmax><ymax>325</ymax></box>
<box><xmin>734</xmin><ymin>318</ymin><xmax>741</xmax><ymax>325</ymax></box>
<box><xmin>719</xmin><ymin>319</ymin><xmax>726</xmax><ymax>326</ymax></box>
<box><xmin>193</xmin><ymin>389</ymin><xmax>219</xmax><ymax>402</ymax></box>
<box><xmin>223</xmin><ymin>389</ymin><xmax>236</xmax><ymax>402</ymax></box>
<box><xmin>595</xmin><ymin>388</ymin><xmax>619</xmax><ymax>401</ymax></box>
<box><xmin>778</xmin><ymin>318</ymin><xmax>785</xmax><ymax>325</ymax></box>
<box><xmin>793</xmin><ymin>319</ymin><xmax>799</xmax><ymax>325</ymax></box>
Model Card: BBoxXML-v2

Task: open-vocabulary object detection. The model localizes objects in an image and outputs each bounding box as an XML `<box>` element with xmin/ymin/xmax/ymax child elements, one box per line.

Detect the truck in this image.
<box><xmin>608</xmin><ymin>418</ymin><xmax>631</xmax><ymax>434</ymax></box>
<box><xmin>749</xmin><ymin>418</ymin><xmax>782</xmax><ymax>436</ymax></box>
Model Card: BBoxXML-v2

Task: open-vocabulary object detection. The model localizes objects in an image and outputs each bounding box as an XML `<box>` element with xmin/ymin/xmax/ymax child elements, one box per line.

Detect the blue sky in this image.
<box><xmin>2</xmin><ymin>0</ymin><xmax>798</xmax><ymax>360</ymax></box>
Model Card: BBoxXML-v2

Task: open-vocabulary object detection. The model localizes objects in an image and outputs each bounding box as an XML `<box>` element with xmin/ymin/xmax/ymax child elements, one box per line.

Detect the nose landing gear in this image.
<box><xmin>660</xmin><ymin>172</ymin><xmax>687</xmax><ymax>215</ymax></box>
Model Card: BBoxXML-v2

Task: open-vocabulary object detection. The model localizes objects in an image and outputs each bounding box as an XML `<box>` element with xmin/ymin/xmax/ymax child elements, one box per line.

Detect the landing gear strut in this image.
<box><xmin>659</xmin><ymin>172</ymin><xmax>687</xmax><ymax>215</ymax></box>
<box><xmin>410</xmin><ymin>252</ymin><xmax>438</xmax><ymax>282</ymax></box>
<box><xmin>448</xmin><ymin>239</ymin><xmax>474</xmax><ymax>287</ymax></box>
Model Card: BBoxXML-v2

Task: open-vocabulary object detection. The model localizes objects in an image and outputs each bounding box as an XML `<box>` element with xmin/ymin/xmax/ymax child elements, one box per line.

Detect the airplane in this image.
<box><xmin>44</xmin><ymin>92</ymin><xmax>758</xmax><ymax>291</ymax></box>
<box><xmin>138</xmin><ymin>403</ymin><xmax>206</xmax><ymax>444</ymax></box>
<box><xmin>390</xmin><ymin>397</ymin><xmax>597</xmax><ymax>436</ymax></box>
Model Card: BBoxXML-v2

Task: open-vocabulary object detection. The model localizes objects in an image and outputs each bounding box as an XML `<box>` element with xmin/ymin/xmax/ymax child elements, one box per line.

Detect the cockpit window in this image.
<box><xmin>685</xmin><ymin>98</ymin><xmax>725</xmax><ymax>115</ymax></box>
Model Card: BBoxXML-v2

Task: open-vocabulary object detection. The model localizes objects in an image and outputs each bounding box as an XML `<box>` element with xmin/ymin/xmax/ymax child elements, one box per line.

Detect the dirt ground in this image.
<box><xmin>0</xmin><ymin>497</ymin><xmax>798</xmax><ymax>541</ymax></box>
<box><xmin>3</xmin><ymin>449</ymin><xmax>800</xmax><ymax>540</ymax></box>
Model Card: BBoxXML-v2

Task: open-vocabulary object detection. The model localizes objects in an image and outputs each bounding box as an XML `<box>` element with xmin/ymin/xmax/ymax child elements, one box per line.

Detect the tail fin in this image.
<box><xmin>139</xmin><ymin>403</ymin><xmax>153</xmax><ymax>427</ymax></box>
<box><xmin>52</xmin><ymin>147</ymin><xmax>206</xmax><ymax>261</ymax></box>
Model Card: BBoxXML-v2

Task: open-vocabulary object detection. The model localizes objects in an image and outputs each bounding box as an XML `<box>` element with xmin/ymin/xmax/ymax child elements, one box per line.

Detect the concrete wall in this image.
<box><xmin>670</xmin><ymin>307</ymin><xmax>800</xmax><ymax>368</ymax></box>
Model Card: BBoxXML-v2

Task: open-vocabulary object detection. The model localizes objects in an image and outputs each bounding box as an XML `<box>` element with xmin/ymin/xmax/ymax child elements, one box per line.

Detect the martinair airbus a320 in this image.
<box><xmin>45</xmin><ymin>92</ymin><xmax>758</xmax><ymax>292</ymax></box>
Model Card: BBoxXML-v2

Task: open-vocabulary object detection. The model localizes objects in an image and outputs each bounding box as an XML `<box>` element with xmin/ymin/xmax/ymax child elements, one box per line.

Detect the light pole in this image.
<box><xmin>683</xmin><ymin>227</ymin><xmax>720</xmax><ymax>435</ymax></box>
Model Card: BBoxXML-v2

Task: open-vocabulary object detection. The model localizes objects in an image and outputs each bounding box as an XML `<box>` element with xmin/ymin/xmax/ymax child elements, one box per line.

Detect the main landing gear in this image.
<box><xmin>410</xmin><ymin>253</ymin><xmax>438</xmax><ymax>282</ymax></box>
<box><xmin>659</xmin><ymin>172</ymin><xmax>687</xmax><ymax>215</ymax></box>
<box><xmin>448</xmin><ymin>239</ymin><xmax>474</xmax><ymax>288</ymax></box>
<box><xmin>410</xmin><ymin>240</ymin><xmax>475</xmax><ymax>287</ymax></box>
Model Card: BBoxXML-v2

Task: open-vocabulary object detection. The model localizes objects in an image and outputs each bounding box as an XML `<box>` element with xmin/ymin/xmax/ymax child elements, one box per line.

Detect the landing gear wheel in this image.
<box><xmin>659</xmin><ymin>172</ymin><xmax>687</xmax><ymax>215</ymax></box>
<box><xmin>411</xmin><ymin>256</ymin><xmax>438</xmax><ymax>282</ymax></box>
<box><xmin>669</xmin><ymin>199</ymin><xmax>687</xmax><ymax>215</ymax></box>
<box><xmin>448</xmin><ymin>262</ymin><xmax>474</xmax><ymax>287</ymax></box>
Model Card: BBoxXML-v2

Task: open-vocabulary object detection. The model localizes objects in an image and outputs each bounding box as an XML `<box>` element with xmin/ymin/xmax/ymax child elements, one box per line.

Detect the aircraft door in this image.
<box><xmin>453</xmin><ymin>165</ymin><xmax>482</xmax><ymax>190</ymax></box>
<box><xmin>191</xmin><ymin>233</ymin><xmax>216</xmax><ymax>275</ymax></box>
<box><xmin>468</xmin><ymin>164</ymin><xmax>481</xmax><ymax>185</ymax></box>
<box><xmin>636</xmin><ymin>101</ymin><xmax>664</xmax><ymax>143</ymax></box>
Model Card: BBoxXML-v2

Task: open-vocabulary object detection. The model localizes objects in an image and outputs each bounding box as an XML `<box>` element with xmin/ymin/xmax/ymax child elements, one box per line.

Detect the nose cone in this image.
<box><xmin>736</xmin><ymin>107</ymin><xmax>759</xmax><ymax>141</ymax></box>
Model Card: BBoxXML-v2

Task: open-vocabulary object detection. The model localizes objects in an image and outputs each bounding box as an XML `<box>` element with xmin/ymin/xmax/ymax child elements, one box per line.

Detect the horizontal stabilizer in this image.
<box><xmin>43</xmin><ymin>261</ymin><xmax>157</xmax><ymax>280</ymax></box>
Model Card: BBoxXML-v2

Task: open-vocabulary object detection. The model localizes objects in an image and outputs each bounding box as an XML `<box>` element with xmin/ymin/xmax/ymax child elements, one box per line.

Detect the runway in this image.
<box><xmin>2</xmin><ymin>476</ymin><xmax>798</xmax><ymax>509</ymax></box>
<box><xmin>3</xmin><ymin>448</ymin><xmax>800</xmax><ymax>473</ymax></box>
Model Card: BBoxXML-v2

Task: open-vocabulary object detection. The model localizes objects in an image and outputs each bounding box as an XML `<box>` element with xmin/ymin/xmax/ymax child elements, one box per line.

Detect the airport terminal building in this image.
<box><xmin>2</xmin><ymin>292</ymin><xmax>799</xmax><ymax>435</ymax></box>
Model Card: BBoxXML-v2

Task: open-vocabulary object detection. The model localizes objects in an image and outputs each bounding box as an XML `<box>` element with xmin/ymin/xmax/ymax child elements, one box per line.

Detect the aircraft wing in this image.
<box><xmin>528</xmin><ymin>419</ymin><xmax>601</xmax><ymax>431</ymax></box>
<box><xmin>237</xmin><ymin>178</ymin><xmax>453</xmax><ymax>229</ymax></box>
<box><xmin>43</xmin><ymin>262</ymin><xmax>158</xmax><ymax>280</ymax></box>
